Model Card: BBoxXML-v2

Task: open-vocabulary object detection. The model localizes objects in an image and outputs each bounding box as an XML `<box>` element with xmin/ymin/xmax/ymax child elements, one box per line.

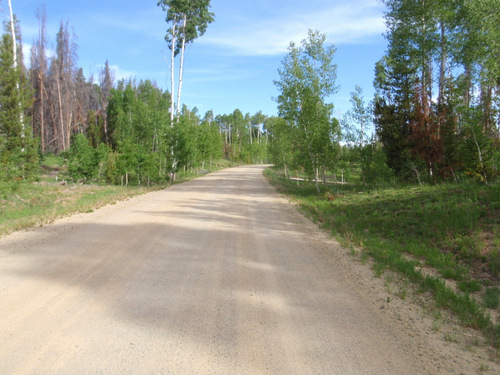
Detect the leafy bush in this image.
<box><xmin>66</xmin><ymin>134</ymin><xmax>105</xmax><ymax>182</ymax></box>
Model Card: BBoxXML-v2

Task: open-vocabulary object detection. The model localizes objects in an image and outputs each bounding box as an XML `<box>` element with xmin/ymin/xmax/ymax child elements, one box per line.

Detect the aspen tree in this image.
<box><xmin>157</xmin><ymin>0</ymin><xmax>214</xmax><ymax>120</ymax></box>
<box><xmin>274</xmin><ymin>30</ymin><xmax>339</xmax><ymax>192</ymax></box>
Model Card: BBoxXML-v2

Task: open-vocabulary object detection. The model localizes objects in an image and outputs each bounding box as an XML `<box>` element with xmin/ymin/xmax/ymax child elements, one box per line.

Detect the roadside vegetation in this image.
<box><xmin>1</xmin><ymin>2</ymin><xmax>267</xmax><ymax>238</ymax></box>
<box><xmin>265</xmin><ymin>0</ymin><xmax>500</xmax><ymax>353</ymax></box>
<box><xmin>265</xmin><ymin>167</ymin><xmax>500</xmax><ymax>350</ymax></box>
<box><xmin>0</xmin><ymin>155</ymin><xmax>235</xmax><ymax>237</ymax></box>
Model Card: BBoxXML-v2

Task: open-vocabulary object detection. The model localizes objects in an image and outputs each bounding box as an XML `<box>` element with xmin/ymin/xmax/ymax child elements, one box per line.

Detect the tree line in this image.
<box><xmin>374</xmin><ymin>0</ymin><xmax>499</xmax><ymax>184</ymax></box>
<box><xmin>1</xmin><ymin>0</ymin><xmax>498</xmax><ymax>188</ymax></box>
<box><xmin>269</xmin><ymin>0</ymin><xmax>499</xmax><ymax>187</ymax></box>
<box><xmin>0</xmin><ymin>3</ymin><xmax>269</xmax><ymax>185</ymax></box>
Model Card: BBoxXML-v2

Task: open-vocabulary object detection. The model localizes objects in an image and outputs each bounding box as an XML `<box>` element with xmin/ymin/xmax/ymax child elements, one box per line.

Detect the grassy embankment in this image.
<box><xmin>0</xmin><ymin>156</ymin><xmax>235</xmax><ymax>237</ymax></box>
<box><xmin>264</xmin><ymin>167</ymin><xmax>500</xmax><ymax>350</ymax></box>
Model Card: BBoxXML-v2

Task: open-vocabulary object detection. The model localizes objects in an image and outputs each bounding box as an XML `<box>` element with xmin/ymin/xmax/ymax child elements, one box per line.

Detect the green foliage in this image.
<box><xmin>457</xmin><ymin>107</ymin><xmax>498</xmax><ymax>182</ymax></box>
<box><xmin>157</xmin><ymin>0</ymin><xmax>215</xmax><ymax>55</ymax></box>
<box><xmin>373</xmin><ymin>61</ymin><xmax>415</xmax><ymax>181</ymax></box>
<box><xmin>215</xmin><ymin>109</ymin><xmax>268</xmax><ymax>164</ymax></box>
<box><xmin>105</xmin><ymin>80</ymin><xmax>171</xmax><ymax>184</ymax></box>
<box><xmin>342</xmin><ymin>86</ymin><xmax>372</xmax><ymax>147</ymax></box>
<box><xmin>273</xmin><ymin>30</ymin><xmax>340</xmax><ymax>191</ymax></box>
<box><xmin>376</xmin><ymin>0</ymin><xmax>500</xmax><ymax>183</ymax></box>
<box><xmin>170</xmin><ymin>107</ymin><xmax>227</xmax><ymax>172</ymax></box>
<box><xmin>51</xmin><ymin>75</ymin><xmax>261</xmax><ymax>187</ymax></box>
<box><xmin>115</xmin><ymin>138</ymin><xmax>138</xmax><ymax>183</ymax></box>
<box><xmin>0</xmin><ymin>177</ymin><xmax>165</xmax><ymax>236</ymax></box>
<box><xmin>102</xmin><ymin>80</ymin><xmax>231</xmax><ymax>183</ymax></box>
<box><xmin>483</xmin><ymin>287</ymin><xmax>500</xmax><ymax>309</ymax></box>
<box><xmin>66</xmin><ymin>134</ymin><xmax>105</xmax><ymax>181</ymax></box>
<box><xmin>266</xmin><ymin>167</ymin><xmax>500</xmax><ymax>347</ymax></box>
<box><xmin>0</xmin><ymin>25</ymin><xmax>39</xmax><ymax>181</ymax></box>
<box><xmin>341</xmin><ymin>85</ymin><xmax>395</xmax><ymax>185</ymax></box>
<box><xmin>267</xmin><ymin>117</ymin><xmax>293</xmax><ymax>171</ymax></box>
<box><xmin>103</xmin><ymin>148</ymin><xmax>119</xmax><ymax>184</ymax></box>
<box><xmin>87</xmin><ymin>110</ymin><xmax>105</xmax><ymax>148</ymax></box>
<box><xmin>458</xmin><ymin>279</ymin><xmax>482</xmax><ymax>293</ymax></box>
<box><xmin>465</xmin><ymin>0</ymin><xmax>500</xmax><ymax>84</ymax></box>
<box><xmin>359</xmin><ymin>143</ymin><xmax>395</xmax><ymax>184</ymax></box>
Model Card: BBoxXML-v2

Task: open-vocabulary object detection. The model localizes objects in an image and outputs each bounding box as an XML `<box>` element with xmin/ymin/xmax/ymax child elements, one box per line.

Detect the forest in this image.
<box><xmin>0</xmin><ymin>1</ymin><xmax>269</xmax><ymax>186</ymax></box>
<box><xmin>0</xmin><ymin>0</ymin><xmax>498</xmax><ymax>187</ymax></box>
<box><xmin>271</xmin><ymin>0</ymin><xmax>499</xmax><ymax>188</ymax></box>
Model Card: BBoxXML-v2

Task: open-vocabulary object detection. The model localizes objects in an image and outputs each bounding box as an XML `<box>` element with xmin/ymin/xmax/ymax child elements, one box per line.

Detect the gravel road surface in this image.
<box><xmin>0</xmin><ymin>165</ymin><xmax>496</xmax><ymax>374</ymax></box>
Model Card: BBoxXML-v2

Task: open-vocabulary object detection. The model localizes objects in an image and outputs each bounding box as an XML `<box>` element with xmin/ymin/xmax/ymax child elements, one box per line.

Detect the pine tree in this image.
<box><xmin>0</xmin><ymin>21</ymin><xmax>38</xmax><ymax>181</ymax></box>
<box><xmin>378</xmin><ymin>0</ymin><xmax>499</xmax><ymax>182</ymax></box>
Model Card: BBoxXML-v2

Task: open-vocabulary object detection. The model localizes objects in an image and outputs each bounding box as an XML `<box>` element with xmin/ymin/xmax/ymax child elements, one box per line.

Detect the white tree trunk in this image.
<box><xmin>471</xmin><ymin>126</ymin><xmax>488</xmax><ymax>184</ymax></box>
<box><xmin>170</xmin><ymin>18</ymin><xmax>177</xmax><ymax>125</ymax></box>
<box><xmin>39</xmin><ymin>71</ymin><xmax>45</xmax><ymax>152</ymax></box>
<box><xmin>315</xmin><ymin>166</ymin><xmax>320</xmax><ymax>193</ymax></box>
<box><xmin>169</xmin><ymin>18</ymin><xmax>178</xmax><ymax>181</ymax></box>
<box><xmin>56</xmin><ymin>73</ymin><xmax>66</xmax><ymax>151</ymax></box>
<box><xmin>8</xmin><ymin>0</ymin><xmax>25</xmax><ymax>136</ymax></box>
<box><xmin>249</xmin><ymin>122</ymin><xmax>252</xmax><ymax>145</ymax></box>
<box><xmin>8</xmin><ymin>0</ymin><xmax>17</xmax><ymax>70</ymax></box>
<box><xmin>176</xmin><ymin>15</ymin><xmax>187</xmax><ymax>116</ymax></box>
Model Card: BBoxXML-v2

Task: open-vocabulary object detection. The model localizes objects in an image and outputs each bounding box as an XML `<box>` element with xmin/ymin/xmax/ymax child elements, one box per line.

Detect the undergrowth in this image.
<box><xmin>264</xmin><ymin>167</ymin><xmax>500</xmax><ymax>350</ymax></box>
<box><xmin>0</xmin><ymin>157</ymin><xmax>234</xmax><ymax>237</ymax></box>
<box><xmin>0</xmin><ymin>181</ymin><xmax>163</xmax><ymax>236</ymax></box>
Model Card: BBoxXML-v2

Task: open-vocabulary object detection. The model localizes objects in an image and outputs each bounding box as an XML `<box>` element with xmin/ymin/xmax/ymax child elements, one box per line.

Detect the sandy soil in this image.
<box><xmin>0</xmin><ymin>165</ymin><xmax>498</xmax><ymax>374</ymax></box>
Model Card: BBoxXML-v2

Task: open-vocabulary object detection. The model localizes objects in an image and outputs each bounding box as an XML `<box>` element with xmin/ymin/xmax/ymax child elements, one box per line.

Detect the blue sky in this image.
<box><xmin>7</xmin><ymin>0</ymin><xmax>388</xmax><ymax>118</ymax></box>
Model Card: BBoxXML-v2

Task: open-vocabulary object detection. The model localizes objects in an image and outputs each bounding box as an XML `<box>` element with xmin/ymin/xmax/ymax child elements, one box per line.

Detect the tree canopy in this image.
<box><xmin>273</xmin><ymin>30</ymin><xmax>340</xmax><ymax>191</ymax></box>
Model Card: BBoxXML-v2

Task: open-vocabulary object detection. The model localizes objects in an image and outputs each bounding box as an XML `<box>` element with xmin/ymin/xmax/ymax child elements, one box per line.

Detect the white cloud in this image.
<box><xmin>108</xmin><ymin>64</ymin><xmax>136</xmax><ymax>81</ymax></box>
<box><xmin>201</xmin><ymin>1</ymin><xmax>385</xmax><ymax>56</ymax></box>
<box><xmin>22</xmin><ymin>43</ymin><xmax>32</xmax><ymax>65</ymax></box>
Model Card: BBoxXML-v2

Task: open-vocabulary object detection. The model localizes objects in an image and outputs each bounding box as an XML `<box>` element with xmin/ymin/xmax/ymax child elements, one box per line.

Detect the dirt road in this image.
<box><xmin>0</xmin><ymin>166</ymin><xmax>495</xmax><ymax>374</ymax></box>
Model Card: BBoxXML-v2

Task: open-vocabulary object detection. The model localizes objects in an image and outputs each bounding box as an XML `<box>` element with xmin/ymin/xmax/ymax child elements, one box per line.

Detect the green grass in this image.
<box><xmin>0</xmin><ymin>157</ymin><xmax>234</xmax><ymax>237</ymax></box>
<box><xmin>0</xmin><ymin>180</ymin><xmax>163</xmax><ymax>236</ymax></box>
<box><xmin>264</xmin><ymin>167</ymin><xmax>500</xmax><ymax>349</ymax></box>
<box><xmin>483</xmin><ymin>287</ymin><xmax>500</xmax><ymax>309</ymax></box>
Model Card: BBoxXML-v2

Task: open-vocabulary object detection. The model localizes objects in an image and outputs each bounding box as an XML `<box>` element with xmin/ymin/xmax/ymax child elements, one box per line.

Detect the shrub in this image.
<box><xmin>66</xmin><ymin>134</ymin><xmax>105</xmax><ymax>182</ymax></box>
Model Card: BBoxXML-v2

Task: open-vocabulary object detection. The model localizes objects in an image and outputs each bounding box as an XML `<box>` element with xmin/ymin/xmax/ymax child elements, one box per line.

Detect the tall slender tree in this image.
<box><xmin>274</xmin><ymin>30</ymin><xmax>339</xmax><ymax>192</ymax></box>
<box><xmin>30</xmin><ymin>5</ymin><xmax>48</xmax><ymax>153</ymax></box>
<box><xmin>158</xmin><ymin>0</ymin><xmax>214</xmax><ymax>180</ymax></box>
<box><xmin>99</xmin><ymin>60</ymin><xmax>114</xmax><ymax>143</ymax></box>
<box><xmin>377</xmin><ymin>0</ymin><xmax>499</xmax><ymax>182</ymax></box>
<box><xmin>6</xmin><ymin>0</ymin><xmax>25</xmax><ymax>132</ymax></box>
<box><xmin>0</xmin><ymin>15</ymin><xmax>38</xmax><ymax>180</ymax></box>
<box><xmin>343</xmin><ymin>86</ymin><xmax>373</xmax><ymax>182</ymax></box>
<box><xmin>157</xmin><ymin>0</ymin><xmax>214</xmax><ymax>120</ymax></box>
<box><xmin>267</xmin><ymin>116</ymin><xmax>293</xmax><ymax>177</ymax></box>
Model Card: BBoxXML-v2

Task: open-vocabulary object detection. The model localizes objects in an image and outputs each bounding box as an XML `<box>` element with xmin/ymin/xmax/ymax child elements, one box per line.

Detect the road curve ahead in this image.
<box><xmin>0</xmin><ymin>166</ymin><xmax>462</xmax><ymax>374</ymax></box>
